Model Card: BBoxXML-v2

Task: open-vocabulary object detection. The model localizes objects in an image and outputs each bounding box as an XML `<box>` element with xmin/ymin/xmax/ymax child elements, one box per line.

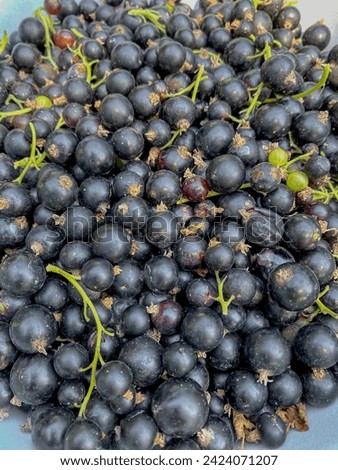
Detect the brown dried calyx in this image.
<box><xmin>59</xmin><ymin>174</ymin><xmax>74</xmax><ymax>190</ymax></box>
<box><xmin>31</xmin><ymin>338</ymin><xmax>48</xmax><ymax>355</ymax></box>
<box><xmin>276</xmin><ymin>403</ymin><xmax>309</xmax><ymax>433</ymax></box>
<box><xmin>232</xmin><ymin>411</ymin><xmax>261</xmax><ymax>450</ymax></box>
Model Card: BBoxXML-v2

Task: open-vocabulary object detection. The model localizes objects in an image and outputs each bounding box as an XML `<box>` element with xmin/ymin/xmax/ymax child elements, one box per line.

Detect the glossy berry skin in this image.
<box><xmin>96</xmin><ymin>360</ymin><xmax>133</xmax><ymax>401</ymax></box>
<box><xmin>31</xmin><ymin>406</ymin><xmax>75</xmax><ymax>450</ymax></box>
<box><xmin>0</xmin><ymin>182</ymin><xmax>32</xmax><ymax>217</ymax></box>
<box><xmin>150</xmin><ymin>300</ymin><xmax>184</xmax><ymax>335</ymax></box>
<box><xmin>9</xmin><ymin>304</ymin><xmax>57</xmax><ymax>355</ymax></box>
<box><xmin>80</xmin><ymin>258</ymin><xmax>115</xmax><ymax>292</ymax></box>
<box><xmin>250</xmin><ymin>162</ymin><xmax>282</xmax><ymax>194</ymax></box>
<box><xmin>118</xmin><ymin>410</ymin><xmax>158</xmax><ymax>450</ymax></box>
<box><xmin>185</xmin><ymin>278</ymin><xmax>216</xmax><ymax>308</ymax></box>
<box><xmin>91</xmin><ymin>223</ymin><xmax>131</xmax><ymax>264</ymax></box>
<box><xmin>25</xmin><ymin>224</ymin><xmax>65</xmax><ymax>261</ymax></box>
<box><xmin>294</xmin><ymin>323</ymin><xmax>338</xmax><ymax>369</ymax></box>
<box><xmin>206</xmin><ymin>154</ymin><xmax>245</xmax><ymax>194</ymax></box>
<box><xmin>120</xmin><ymin>304</ymin><xmax>150</xmax><ymax>337</ymax></box>
<box><xmin>254</xmin><ymin>246</ymin><xmax>295</xmax><ymax>281</ymax></box>
<box><xmin>225</xmin><ymin>370</ymin><xmax>268</xmax><ymax>415</ymax></box>
<box><xmin>146</xmin><ymin>210</ymin><xmax>179</xmax><ymax>249</ymax></box>
<box><xmin>299</xmin><ymin>247</ymin><xmax>336</xmax><ymax>285</ymax></box>
<box><xmin>144</xmin><ymin>256</ymin><xmax>178</xmax><ymax>294</ymax></box>
<box><xmin>98</xmin><ymin>93</ymin><xmax>134</xmax><ymax>131</ymax></box>
<box><xmin>10</xmin><ymin>354</ymin><xmax>59</xmax><ymax>406</ymax></box>
<box><xmin>196</xmin><ymin>120</ymin><xmax>235</xmax><ymax>159</ymax></box>
<box><xmin>268</xmin><ymin>262</ymin><xmax>320</xmax><ymax>311</ymax></box>
<box><xmin>223</xmin><ymin>268</ymin><xmax>257</xmax><ymax>306</ymax></box>
<box><xmin>0</xmin><ymin>215</ymin><xmax>29</xmax><ymax>249</ymax></box>
<box><xmin>268</xmin><ymin>369</ymin><xmax>303</xmax><ymax>408</ymax></box>
<box><xmin>53</xmin><ymin>343</ymin><xmax>90</xmax><ymax>380</ymax></box>
<box><xmin>284</xmin><ymin>214</ymin><xmax>322</xmax><ymax>252</ymax></box>
<box><xmin>118</xmin><ymin>335</ymin><xmax>163</xmax><ymax>388</ymax></box>
<box><xmin>84</xmin><ymin>394</ymin><xmax>118</xmax><ymax>435</ymax></box>
<box><xmin>18</xmin><ymin>16</ymin><xmax>45</xmax><ymax>46</ymax></box>
<box><xmin>253</xmin><ymin>103</ymin><xmax>292</xmax><ymax>141</ymax></box>
<box><xmin>243</xmin><ymin>208</ymin><xmax>284</xmax><ymax>248</ymax></box>
<box><xmin>244</xmin><ymin>327</ymin><xmax>292</xmax><ymax>379</ymax></box>
<box><xmin>151</xmin><ymin>377</ymin><xmax>208</xmax><ymax>438</ymax></box>
<box><xmin>112</xmin><ymin>127</ymin><xmax>144</xmax><ymax>161</ymax></box>
<box><xmin>110</xmin><ymin>41</ymin><xmax>143</xmax><ymax>72</ymax></box>
<box><xmin>146</xmin><ymin>169</ymin><xmax>181</xmax><ymax>206</ymax></box>
<box><xmin>196</xmin><ymin>416</ymin><xmax>235</xmax><ymax>450</ymax></box>
<box><xmin>44</xmin><ymin>0</ymin><xmax>62</xmax><ymax>15</ymax></box>
<box><xmin>53</xmin><ymin>29</ymin><xmax>76</xmax><ymax>49</ymax></box>
<box><xmin>64</xmin><ymin>418</ymin><xmax>102</xmax><ymax>450</ymax></box>
<box><xmin>37</xmin><ymin>170</ymin><xmax>78</xmax><ymax>212</ymax></box>
<box><xmin>75</xmin><ymin>136</ymin><xmax>116</xmax><ymax>176</ymax></box>
<box><xmin>301</xmin><ymin>369</ymin><xmax>338</xmax><ymax>407</ymax></box>
<box><xmin>208</xmin><ymin>332</ymin><xmax>241</xmax><ymax>372</ymax></box>
<box><xmin>59</xmin><ymin>241</ymin><xmax>92</xmax><ymax>271</ymax></box>
<box><xmin>302</xmin><ymin>21</ymin><xmax>331</xmax><ymax>50</ymax></box>
<box><xmin>260</xmin><ymin>54</ymin><xmax>295</xmax><ymax>93</ymax></box>
<box><xmin>0</xmin><ymin>250</ymin><xmax>46</xmax><ymax>296</ymax></box>
<box><xmin>256</xmin><ymin>413</ymin><xmax>287</xmax><ymax>449</ymax></box>
<box><xmin>157</xmin><ymin>41</ymin><xmax>186</xmax><ymax>73</ymax></box>
<box><xmin>163</xmin><ymin>341</ymin><xmax>196</xmax><ymax>378</ymax></box>
<box><xmin>204</xmin><ymin>243</ymin><xmax>234</xmax><ymax>273</ymax></box>
<box><xmin>294</xmin><ymin>111</ymin><xmax>331</xmax><ymax>146</ymax></box>
<box><xmin>182</xmin><ymin>175</ymin><xmax>210</xmax><ymax>202</ymax></box>
<box><xmin>181</xmin><ymin>307</ymin><xmax>224</xmax><ymax>352</ymax></box>
<box><xmin>57</xmin><ymin>379</ymin><xmax>86</xmax><ymax>409</ymax></box>
<box><xmin>0</xmin><ymin>322</ymin><xmax>17</xmax><ymax>371</ymax></box>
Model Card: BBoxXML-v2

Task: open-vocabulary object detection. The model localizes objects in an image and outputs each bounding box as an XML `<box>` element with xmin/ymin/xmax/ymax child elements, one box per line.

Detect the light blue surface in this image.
<box><xmin>0</xmin><ymin>0</ymin><xmax>338</xmax><ymax>451</ymax></box>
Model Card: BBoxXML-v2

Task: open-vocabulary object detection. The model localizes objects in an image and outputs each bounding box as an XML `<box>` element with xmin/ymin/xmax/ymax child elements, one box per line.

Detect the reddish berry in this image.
<box><xmin>182</xmin><ymin>175</ymin><xmax>210</xmax><ymax>202</ymax></box>
<box><xmin>44</xmin><ymin>0</ymin><xmax>62</xmax><ymax>15</ymax></box>
<box><xmin>53</xmin><ymin>29</ymin><xmax>76</xmax><ymax>49</ymax></box>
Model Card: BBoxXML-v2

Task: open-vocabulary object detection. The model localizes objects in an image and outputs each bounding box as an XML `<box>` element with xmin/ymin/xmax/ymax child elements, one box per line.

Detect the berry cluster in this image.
<box><xmin>1</xmin><ymin>0</ymin><xmax>338</xmax><ymax>450</ymax></box>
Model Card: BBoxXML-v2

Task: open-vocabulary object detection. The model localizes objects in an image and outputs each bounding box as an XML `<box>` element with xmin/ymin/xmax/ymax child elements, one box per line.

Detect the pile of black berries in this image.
<box><xmin>1</xmin><ymin>0</ymin><xmax>338</xmax><ymax>450</ymax></box>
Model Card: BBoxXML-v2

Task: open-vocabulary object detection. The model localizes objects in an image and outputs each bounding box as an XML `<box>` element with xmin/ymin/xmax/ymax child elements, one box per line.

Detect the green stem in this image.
<box><xmin>312</xmin><ymin>189</ymin><xmax>331</xmax><ymax>204</ymax></box>
<box><xmin>160</xmin><ymin>129</ymin><xmax>181</xmax><ymax>150</ymax></box>
<box><xmin>191</xmin><ymin>66</ymin><xmax>206</xmax><ymax>103</ymax></box>
<box><xmin>176</xmin><ymin>190</ymin><xmax>221</xmax><ymax>205</ymax></box>
<box><xmin>69</xmin><ymin>45</ymin><xmax>98</xmax><ymax>84</ymax></box>
<box><xmin>5</xmin><ymin>94</ymin><xmax>25</xmax><ymax>108</ymax></box>
<box><xmin>240</xmin><ymin>182</ymin><xmax>252</xmax><ymax>189</ymax></box>
<box><xmin>213</xmin><ymin>271</ymin><xmax>235</xmax><ymax>315</ymax></box>
<box><xmin>164</xmin><ymin>66</ymin><xmax>207</xmax><ymax>100</ymax></box>
<box><xmin>46</xmin><ymin>264</ymin><xmax>114</xmax><ymax>417</ymax></box>
<box><xmin>71</xmin><ymin>28</ymin><xmax>85</xmax><ymax>39</ymax></box>
<box><xmin>0</xmin><ymin>30</ymin><xmax>8</xmax><ymax>55</ymax></box>
<box><xmin>292</xmin><ymin>64</ymin><xmax>331</xmax><ymax>100</ymax></box>
<box><xmin>91</xmin><ymin>76</ymin><xmax>107</xmax><ymax>90</ymax></box>
<box><xmin>313</xmin><ymin>285</ymin><xmax>338</xmax><ymax>320</ymax></box>
<box><xmin>284</xmin><ymin>152</ymin><xmax>311</xmax><ymax>170</ymax></box>
<box><xmin>55</xmin><ymin>116</ymin><xmax>66</xmax><ymax>129</ymax></box>
<box><xmin>248</xmin><ymin>42</ymin><xmax>271</xmax><ymax>61</ymax></box>
<box><xmin>238</xmin><ymin>81</ymin><xmax>264</xmax><ymax>124</ymax></box>
<box><xmin>128</xmin><ymin>9</ymin><xmax>166</xmax><ymax>34</ymax></box>
<box><xmin>13</xmin><ymin>122</ymin><xmax>37</xmax><ymax>184</ymax></box>
<box><xmin>288</xmin><ymin>131</ymin><xmax>303</xmax><ymax>154</ymax></box>
<box><xmin>34</xmin><ymin>9</ymin><xmax>58</xmax><ymax>70</ymax></box>
<box><xmin>192</xmin><ymin>49</ymin><xmax>224</xmax><ymax>65</ymax></box>
<box><xmin>327</xmin><ymin>181</ymin><xmax>338</xmax><ymax>200</ymax></box>
<box><xmin>0</xmin><ymin>107</ymin><xmax>33</xmax><ymax>122</ymax></box>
